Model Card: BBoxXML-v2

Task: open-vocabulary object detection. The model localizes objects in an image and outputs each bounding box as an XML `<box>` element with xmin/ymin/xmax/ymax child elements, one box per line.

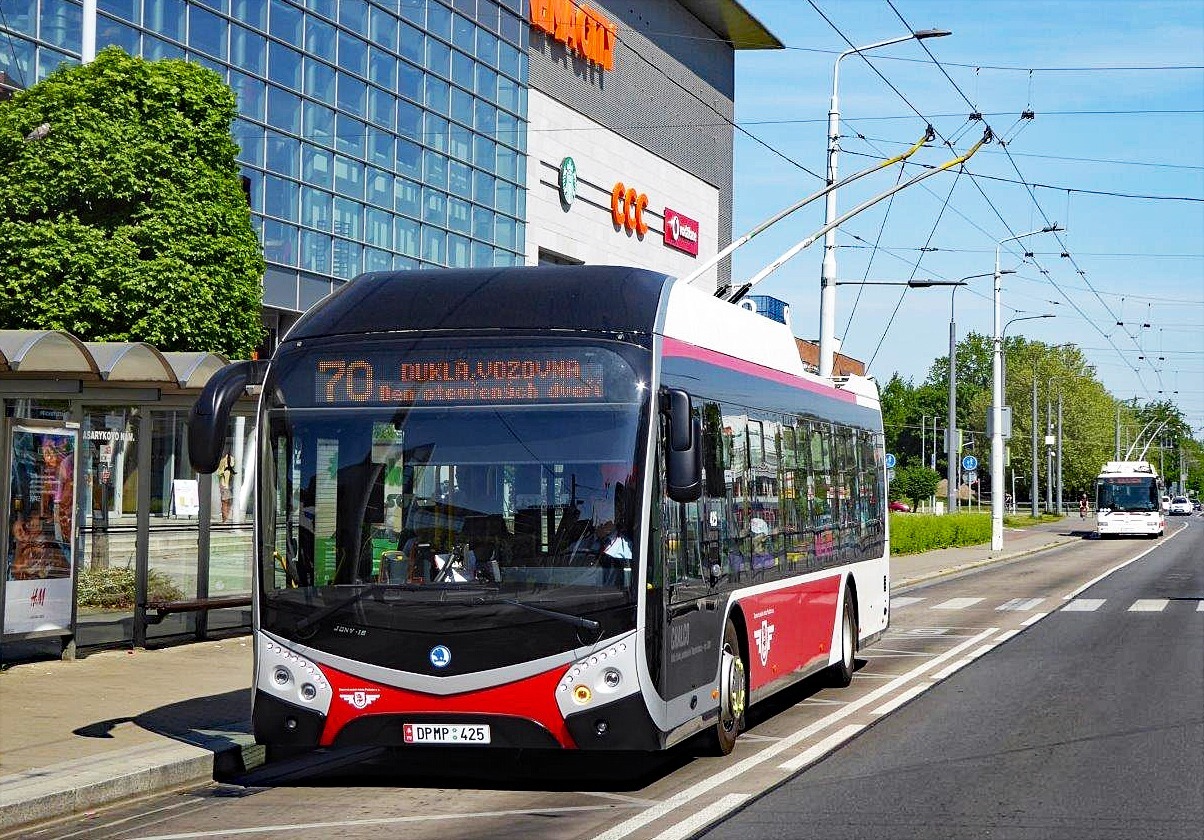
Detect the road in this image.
<box><xmin>20</xmin><ymin>519</ymin><xmax>1202</xmax><ymax>840</ymax></box>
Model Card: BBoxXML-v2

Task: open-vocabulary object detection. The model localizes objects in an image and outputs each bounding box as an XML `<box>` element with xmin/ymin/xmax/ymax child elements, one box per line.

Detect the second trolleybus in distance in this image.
<box><xmin>1094</xmin><ymin>460</ymin><xmax>1165</xmax><ymax>538</ymax></box>
<box><xmin>189</xmin><ymin>266</ymin><xmax>889</xmax><ymax>757</ymax></box>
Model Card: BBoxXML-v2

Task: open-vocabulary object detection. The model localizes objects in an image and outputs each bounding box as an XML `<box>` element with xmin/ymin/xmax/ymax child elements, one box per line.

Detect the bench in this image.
<box><xmin>144</xmin><ymin>596</ymin><xmax>252</xmax><ymax>625</ymax></box>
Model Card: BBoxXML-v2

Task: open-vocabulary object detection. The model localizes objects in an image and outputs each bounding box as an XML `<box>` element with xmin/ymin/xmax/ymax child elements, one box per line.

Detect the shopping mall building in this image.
<box><xmin>0</xmin><ymin>0</ymin><xmax>780</xmax><ymax>654</ymax></box>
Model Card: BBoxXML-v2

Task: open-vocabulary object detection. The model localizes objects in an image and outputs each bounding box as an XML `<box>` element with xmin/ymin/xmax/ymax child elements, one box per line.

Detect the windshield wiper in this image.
<box><xmin>498</xmin><ymin>598</ymin><xmax>600</xmax><ymax>634</ymax></box>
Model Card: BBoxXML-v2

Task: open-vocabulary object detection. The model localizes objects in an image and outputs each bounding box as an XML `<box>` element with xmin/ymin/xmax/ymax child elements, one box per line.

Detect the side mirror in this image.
<box><xmin>188</xmin><ymin>360</ymin><xmax>268</xmax><ymax>473</ymax></box>
<box><xmin>662</xmin><ymin>389</ymin><xmax>702</xmax><ymax>503</ymax></box>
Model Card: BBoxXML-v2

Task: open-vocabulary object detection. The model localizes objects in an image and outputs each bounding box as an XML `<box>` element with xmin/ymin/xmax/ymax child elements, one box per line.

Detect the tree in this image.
<box><xmin>0</xmin><ymin>47</ymin><xmax>263</xmax><ymax>357</ymax></box>
<box><xmin>891</xmin><ymin>464</ymin><xmax>941</xmax><ymax>510</ymax></box>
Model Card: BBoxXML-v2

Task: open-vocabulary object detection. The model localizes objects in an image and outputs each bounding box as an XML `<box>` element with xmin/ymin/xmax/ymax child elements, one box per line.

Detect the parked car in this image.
<box><xmin>1161</xmin><ymin>495</ymin><xmax>1171</xmax><ymax>513</ymax></box>
<box><xmin>1169</xmin><ymin>496</ymin><xmax>1192</xmax><ymax>515</ymax></box>
<box><xmin>889</xmin><ymin>500</ymin><xmax>912</xmax><ymax>513</ymax></box>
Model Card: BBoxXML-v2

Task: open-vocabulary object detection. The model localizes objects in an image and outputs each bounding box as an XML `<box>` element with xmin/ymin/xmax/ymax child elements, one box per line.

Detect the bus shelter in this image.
<box><xmin>0</xmin><ymin>330</ymin><xmax>256</xmax><ymax>659</ymax></box>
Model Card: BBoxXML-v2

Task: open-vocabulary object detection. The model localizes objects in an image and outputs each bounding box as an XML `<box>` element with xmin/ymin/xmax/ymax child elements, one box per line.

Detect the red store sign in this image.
<box><xmin>663</xmin><ymin>207</ymin><xmax>699</xmax><ymax>256</ymax></box>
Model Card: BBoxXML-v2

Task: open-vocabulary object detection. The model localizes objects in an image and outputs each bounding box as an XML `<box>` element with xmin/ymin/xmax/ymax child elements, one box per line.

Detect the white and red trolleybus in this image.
<box><xmin>1095</xmin><ymin>460</ymin><xmax>1165</xmax><ymax>538</ymax></box>
<box><xmin>189</xmin><ymin>266</ymin><xmax>889</xmax><ymax>757</ymax></box>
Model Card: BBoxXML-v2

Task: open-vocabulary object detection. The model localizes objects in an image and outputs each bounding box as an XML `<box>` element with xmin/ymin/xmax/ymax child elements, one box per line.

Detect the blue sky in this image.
<box><xmin>726</xmin><ymin>0</ymin><xmax>1203</xmax><ymax>432</ymax></box>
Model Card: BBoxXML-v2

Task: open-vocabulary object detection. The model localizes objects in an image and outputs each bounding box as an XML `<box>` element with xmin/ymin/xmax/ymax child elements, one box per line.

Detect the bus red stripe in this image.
<box><xmin>661</xmin><ymin>337</ymin><xmax>858</xmax><ymax>404</ymax></box>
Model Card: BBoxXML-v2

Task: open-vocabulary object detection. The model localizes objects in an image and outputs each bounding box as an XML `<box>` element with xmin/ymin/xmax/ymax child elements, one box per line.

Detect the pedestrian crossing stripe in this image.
<box><xmin>890</xmin><ymin>596</ymin><xmax>1201</xmax><ymax>613</ymax></box>
<box><xmin>1063</xmin><ymin>598</ymin><xmax>1105</xmax><ymax>611</ymax></box>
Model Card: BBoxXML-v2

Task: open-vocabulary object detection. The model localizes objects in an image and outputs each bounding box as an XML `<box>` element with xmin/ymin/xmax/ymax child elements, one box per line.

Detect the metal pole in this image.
<box><xmin>1115</xmin><ymin>405</ymin><xmax>1121</xmax><ymax>460</ymax></box>
<box><xmin>990</xmin><ymin>250</ymin><xmax>1004</xmax><ymax>550</ymax></box>
<box><xmin>82</xmin><ymin>0</ymin><xmax>97</xmax><ymax>63</ymax></box>
<box><xmin>1031</xmin><ymin>365</ymin><xmax>1039</xmax><ymax>518</ymax></box>
<box><xmin>1056</xmin><ymin>391</ymin><xmax>1064</xmax><ymax>514</ymax></box>
<box><xmin>947</xmin><ymin>313</ymin><xmax>958</xmax><ymax>514</ymax></box>
<box><xmin>818</xmin><ymin>60</ymin><xmax>841</xmax><ymax>378</ymax></box>
<box><xmin>920</xmin><ymin>415</ymin><xmax>926</xmax><ymax>474</ymax></box>
<box><xmin>1045</xmin><ymin>395</ymin><xmax>1053</xmax><ymax>513</ymax></box>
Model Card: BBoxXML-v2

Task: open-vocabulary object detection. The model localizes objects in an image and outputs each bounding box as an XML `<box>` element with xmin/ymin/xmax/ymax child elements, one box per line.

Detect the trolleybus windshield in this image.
<box><xmin>259</xmin><ymin>338</ymin><xmax>651</xmax><ymax>670</ymax></box>
<box><xmin>1096</xmin><ymin>476</ymin><xmax>1160</xmax><ymax>512</ymax></box>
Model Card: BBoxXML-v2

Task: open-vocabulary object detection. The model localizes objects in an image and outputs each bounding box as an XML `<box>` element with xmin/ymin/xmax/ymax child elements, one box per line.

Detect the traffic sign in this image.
<box><xmin>885</xmin><ymin>453</ymin><xmax>897</xmax><ymax>469</ymax></box>
<box><xmin>961</xmin><ymin>455</ymin><xmax>978</xmax><ymax>471</ymax></box>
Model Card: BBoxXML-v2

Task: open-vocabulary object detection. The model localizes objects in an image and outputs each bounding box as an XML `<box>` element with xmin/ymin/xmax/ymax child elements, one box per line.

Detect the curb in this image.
<box><xmin>891</xmin><ymin>536</ymin><xmax>1080</xmax><ymax>593</ymax></box>
<box><xmin>0</xmin><ymin>728</ymin><xmax>262</xmax><ymax>834</ymax></box>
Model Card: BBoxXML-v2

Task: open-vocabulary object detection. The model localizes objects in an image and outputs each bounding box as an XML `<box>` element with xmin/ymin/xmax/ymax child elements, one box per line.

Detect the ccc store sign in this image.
<box><xmin>611</xmin><ymin>183</ymin><xmax>649</xmax><ymax>235</ymax></box>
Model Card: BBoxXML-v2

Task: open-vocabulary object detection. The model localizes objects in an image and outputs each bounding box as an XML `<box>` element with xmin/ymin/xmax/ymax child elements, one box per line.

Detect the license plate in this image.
<box><xmin>403</xmin><ymin>723</ymin><xmax>491</xmax><ymax>745</ymax></box>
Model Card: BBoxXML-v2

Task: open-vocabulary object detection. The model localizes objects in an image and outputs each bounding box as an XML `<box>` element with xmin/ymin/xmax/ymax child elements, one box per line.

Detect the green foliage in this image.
<box><xmin>889</xmin><ymin>512</ymin><xmax>991</xmax><ymax>555</ymax></box>
<box><xmin>76</xmin><ymin>565</ymin><xmax>185</xmax><ymax>611</ymax></box>
<box><xmin>0</xmin><ymin>47</ymin><xmax>263</xmax><ymax>357</ymax></box>
<box><xmin>891</xmin><ymin>464</ymin><xmax>942</xmax><ymax>509</ymax></box>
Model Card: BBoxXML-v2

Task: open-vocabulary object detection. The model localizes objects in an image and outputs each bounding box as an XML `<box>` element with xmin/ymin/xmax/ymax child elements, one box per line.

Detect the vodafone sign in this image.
<box><xmin>663</xmin><ymin>207</ymin><xmax>699</xmax><ymax>256</ymax></box>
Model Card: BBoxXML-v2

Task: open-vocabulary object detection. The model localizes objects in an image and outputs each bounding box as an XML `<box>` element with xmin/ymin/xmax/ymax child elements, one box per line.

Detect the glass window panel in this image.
<box><xmin>496</xmin><ymin>179</ymin><xmax>516</xmax><ymax>215</ymax></box>
<box><xmin>471</xmin><ymin>206</ymin><xmax>492</xmax><ymax>241</ymax></box>
<box><xmin>269</xmin><ymin>0</ymin><xmax>303</xmax><ymax>44</ymax></box>
<box><xmin>451</xmin><ymin>88</ymin><xmax>474</xmax><ymax>128</ymax></box>
<box><xmin>447</xmin><ymin>233</ymin><xmax>470</xmax><ymax>267</ymax></box>
<box><xmin>451</xmin><ymin>0</ymin><xmax>475</xmax><ymax>16</ymax></box>
<box><xmin>426</xmin><ymin>77</ymin><xmax>449</xmax><ymax>115</ymax></box>
<box><xmin>496</xmin><ymin>109</ymin><xmax>519</xmax><ymax>147</ymax></box>
<box><xmin>305</xmin><ymin>16</ymin><xmax>336</xmax><ymax>60</ymax></box>
<box><xmin>473</xmin><ymin>170</ymin><xmax>495</xmax><ymax>206</ymax></box>
<box><xmin>399</xmin><ymin>21</ymin><xmax>423</xmax><ymax>64</ymax></box>
<box><xmin>422</xmin><ymin>187</ymin><xmax>446</xmax><ymax>225</ymax></box>
<box><xmin>452</xmin><ymin>13</ymin><xmax>476</xmax><ymax>52</ymax></box>
<box><xmin>266</xmin><ymin>129</ymin><xmax>300</xmax><ymax>176</ymax></box>
<box><xmin>397</xmin><ymin>100</ymin><xmax>422</xmax><ymax>141</ymax></box>
<box><xmin>144</xmin><ymin>34</ymin><xmax>185</xmax><ymax>59</ymax></box>
<box><xmin>476</xmin><ymin>29</ymin><xmax>498</xmax><ymax>67</ymax></box>
<box><xmin>242</xmin><ymin>169</ymin><xmax>264</xmax><ymax>212</ymax></box>
<box><xmin>335</xmin><ymin>114</ymin><xmax>366</xmax><ymax>157</ymax></box>
<box><xmin>366</xmin><ymin>208</ymin><xmax>392</xmax><ymax>247</ymax></box>
<box><xmin>301</xmin><ymin>230</ymin><xmax>331</xmax><ymax>273</ymax></box>
<box><xmin>367</xmin><ymin>86</ymin><xmax>395</xmax><ymax>129</ymax></box>
<box><xmin>304</xmin><ymin>58</ymin><xmax>336</xmax><ymax>101</ymax></box>
<box><xmin>337</xmin><ymin>74</ymin><xmax>367</xmax><ymax>117</ymax></box>
<box><xmin>497</xmin><ymin>75</ymin><xmax>519</xmax><ymax>113</ymax></box>
<box><xmin>299</xmin><ymin>274</ymin><xmax>332</xmax><ymax>309</ymax></box>
<box><xmin>475</xmin><ymin>64</ymin><xmax>497</xmax><ymax>100</ymax></box>
<box><xmin>337</xmin><ymin>32</ymin><xmax>367</xmax><ymax>77</ymax></box>
<box><xmin>264</xmin><ymin>175</ymin><xmax>299</xmax><ymax>220</ymax></box>
<box><xmin>366</xmin><ymin>167</ymin><xmax>391</xmax><ymax>208</ymax></box>
<box><xmin>422</xmin><ymin>225</ymin><xmax>446</xmax><ymax>264</ymax></box>
<box><xmin>307</xmin><ymin>0</ymin><xmax>337</xmax><ymax>20</ymax></box>
<box><xmin>424</xmin><ymin>113</ymin><xmax>448</xmax><ymax>153</ymax></box>
<box><xmin>498</xmin><ymin>41</ymin><xmax>521</xmax><ymax>80</ymax></box>
<box><xmin>515</xmin><ymin>186</ymin><xmax>526</xmax><ymax>219</ymax></box>
<box><xmin>496</xmin><ymin>145</ymin><xmax>518</xmax><ymax>182</ymax></box>
<box><xmin>369</xmin><ymin>7</ymin><xmax>399</xmax><ymax>52</ymax></box>
<box><xmin>333</xmin><ymin>197</ymin><xmax>362</xmax><ymax>238</ymax></box>
<box><xmin>230</xmin><ymin>72</ymin><xmax>266</xmax><ymax>122</ymax></box>
<box><xmin>368</xmin><ymin>129</ymin><xmax>393</xmax><ymax>167</ymax></box>
<box><xmin>230</xmin><ymin>25</ymin><xmax>266</xmax><ymax>75</ymax></box>
<box><xmin>394</xmin><ymin>177</ymin><xmax>421</xmax><ymax>217</ymax></box>
<box><xmin>451</xmin><ymin>51</ymin><xmax>474</xmax><ymax>91</ymax></box>
<box><xmin>304</xmin><ymin>100</ymin><xmax>335</xmax><ymax>146</ymax></box>
<box><xmin>448</xmin><ymin>160</ymin><xmax>471</xmax><ymax>196</ymax></box>
<box><xmin>302</xmin><ymin>145</ymin><xmax>333</xmax><ymax>188</ymax></box>
<box><xmin>98</xmin><ymin>16</ymin><xmax>141</xmax><ymax>54</ymax></box>
<box><xmin>368</xmin><ymin>47</ymin><xmax>396</xmax><ymax>90</ymax></box>
<box><xmin>232</xmin><ymin>0</ymin><xmax>266</xmax><ymax>28</ymax></box>
<box><xmin>267</xmin><ymin>86</ymin><xmax>302</xmax><ymax>133</ymax></box>
<box><xmin>423</xmin><ymin>151</ymin><xmax>447</xmax><ymax>190</ymax></box>
<box><xmin>262</xmin><ymin>219</ymin><xmax>297</xmax><ymax>264</ymax></box>
<box><xmin>301</xmin><ymin>186</ymin><xmax>332</xmax><ymax>229</ymax></box>
<box><xmin>391</xmin><ymin>254</ymin><xmax>417</xmax><ymax>270</ymax></box>
<box><xmin>427</xmin><ymin>3</ymin><xmax>452</xmax><ymax>38</ymax></box>
<box><xmin>427</xmin><ymin>37</ymin><xmax>451</xmax><ymax>79</ymax></box>
<box><xmin>235</xmin><ymin>119</ymin><xmax>265</xmax><ymax>167</ymax></box>
<box><xmin>262</xmin><ymin>263</ymin><xmax>296</xmax><ymax>308</ymax></box>
<box><xmin>190</xmin><ymin>54</ymin><xmax>227</xmax><ymax>78</ymax></box>
<box><xmin>100</xmin><ymin>0</ymin><xmax>138</xmax><ymax>21</ymax></box>
<box><xmin>146</xmin><ymin>0</ymin><xmax>186</xmax><ymax>41</ymax></box>
<box><xmin>188</xmin><ymin>5</ymin><xmax>227</xmax><ymax>58</ymax></box>
<box><xmin>398</xmin><ymin>60</ymin><xmax>422</xmax><ymax>103</ymax></box>
<box><xmin>492</xmin><ymin>246</ymin><xmax>512</xmax><ymax>267</ymax></box>
<box><xmin>449</xmin><ymin>124</ymin><xmax>471</xmax><ymax>162</ymax></box>
<box><xmin>473</xmin><ymin>135</ymin><xmax>495</xmax><ymax>171</ymax></box>
<box><xmin>396</xmin><ymin>139</ymin><xmax>421</xmax><ymax>177</ymax></box>
<box><xmin>471</xmin><ymin>240</ymin><xmax>492</xmax><ymax>267</ymax></box>
<box><xmin>448</xmin><ymin>197</ymin><xmax>470</xmax><ymax>233</ymax></box>
<box><xmin>332</xmin><ymin>239</ymin><xmax>362</xmax><ymax>279</ymax></box>
<box><xmin>499</xmin><ymin>9</ymin><xmax>524</xmax><ymax>47</ymax></box>
<box><xmin>364</xmin><ymin>246</ymin><xmax>392</xmax><ymax>272</ymax></box>
<box><xmin>339</xmin><ymin>0</ymin><xmax>368</xmax><ymax>31</ymax></box>
<box><xmin>268</xmin><ymin>41</ymin><xmax>302</xmax><ymax>90</ymax></box>
<box><xmin>495</xmin><ymin>214</ymin><xmax>516</xmax><ymax>249</ymax></box>
<box><xmin>399</xmin><ymin>0</ymin><xmax>425</xmax><ymax>26</ymax></box>
<box><xmin>333</xmin><ymin>155</ymin><xmax>363</xmax><ymax>198</ymax></box>
<box><xmin>474</xmin><ymin>99</ymin><xmax>496</xmax><ymax>136</ymax></box>
<box><xmin>395</xmin><ymin>216</ymin><xmax>420</xmax><ymax>257</ymax></box>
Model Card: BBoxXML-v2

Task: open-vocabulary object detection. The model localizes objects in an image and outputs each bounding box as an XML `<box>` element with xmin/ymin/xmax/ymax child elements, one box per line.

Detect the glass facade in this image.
<box><xmin>0</xmin><ymin>0</ymin><xmax>529</xmax><ymax>313</ymax></box>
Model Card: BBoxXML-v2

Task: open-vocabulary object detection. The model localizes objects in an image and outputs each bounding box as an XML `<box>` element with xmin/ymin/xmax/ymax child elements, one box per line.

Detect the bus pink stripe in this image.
<box><xmin>662</xmin><ymin>337</ymin><xmax>857</xmax><ymax>403</ymax></box>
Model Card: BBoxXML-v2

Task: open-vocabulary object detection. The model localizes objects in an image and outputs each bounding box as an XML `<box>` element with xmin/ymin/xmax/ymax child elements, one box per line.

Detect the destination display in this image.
<box><xmin>312</xmin><ymin>349</ymin><xmax>618</xmax><ymax>406</ymax></box>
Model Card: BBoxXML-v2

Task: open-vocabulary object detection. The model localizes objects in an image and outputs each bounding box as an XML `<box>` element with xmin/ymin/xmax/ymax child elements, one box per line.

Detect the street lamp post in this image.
<box><xmin>998</xmin><ymin>312</ymin><xmax>1055</xmax><ymax>519</ymax></box>
<box><xmin>992</xmin><ymin>226</ymin><xmax>1061</xmax><ymax>550</ymax></box>
<box><xmin>818</xmin><ymin>28</ymin><xmax>950</xmax><ymax>378</ymax></box>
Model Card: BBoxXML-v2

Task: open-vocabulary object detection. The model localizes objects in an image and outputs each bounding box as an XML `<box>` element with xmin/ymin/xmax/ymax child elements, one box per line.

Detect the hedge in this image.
<box><xmin>889</xmin><ymin>512</ymin><xmax>992</xmax><ymax>555</ymax></box>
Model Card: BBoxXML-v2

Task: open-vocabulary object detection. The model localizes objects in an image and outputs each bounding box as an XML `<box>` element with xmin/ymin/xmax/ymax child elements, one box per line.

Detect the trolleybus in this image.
<box><xmin>189</xmin><ymin>266</ymin><xmax>889</xmax><ymax>756</ymax></box>
<box><xmin>1094</xmin><ymin>460</ymin><xmax>1165</xmax><ymax>538</ymax></box>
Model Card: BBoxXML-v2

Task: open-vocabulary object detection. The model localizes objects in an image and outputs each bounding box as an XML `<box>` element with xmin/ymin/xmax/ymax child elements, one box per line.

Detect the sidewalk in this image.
<box><xmin>0</xmin><ymin>519</ymin><xmax>1080</xmax><ymax>834</ymax></box>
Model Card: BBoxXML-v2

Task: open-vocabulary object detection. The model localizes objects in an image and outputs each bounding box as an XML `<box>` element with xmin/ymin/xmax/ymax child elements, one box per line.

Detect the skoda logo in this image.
<box><xmin>558</xmin><ymin>156</ymin><xmax>578</xmax><ymax>206</ymax></box>
<box><xmin>429</xmin><ymin>645</ymin><xmax>451</xmax><ymax>669</ymax></box>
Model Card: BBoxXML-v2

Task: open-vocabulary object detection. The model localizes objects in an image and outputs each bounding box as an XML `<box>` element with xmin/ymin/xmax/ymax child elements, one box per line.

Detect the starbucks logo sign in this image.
<box><xmin>558</xmin><ymin>156</ymin><xmax>578</xmax><ymax>206</ymax></box>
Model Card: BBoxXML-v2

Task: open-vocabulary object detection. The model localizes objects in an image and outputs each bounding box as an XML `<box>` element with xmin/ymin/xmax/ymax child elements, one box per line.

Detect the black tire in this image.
<box><xmin>706</xmin><ymin>618</ymin><xmax>747</xmax><ymax>756</ymax></box>
<box><xmin>827</xmin><ymin>587</ymin><xmax>857</xmax><ymax>688</ymax></box>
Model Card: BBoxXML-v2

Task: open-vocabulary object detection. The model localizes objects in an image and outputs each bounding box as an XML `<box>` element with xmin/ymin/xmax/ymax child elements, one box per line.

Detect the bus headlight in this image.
<box><xmin>602</xmin><ymin>668</ymin><xmax>622</xmax><ymax>689</ymax></box>
<box><xmin>273</xmin><ymin>666</ymin><xmax>292</xmax><ymax>687</ymax></box>
<box><xmin>573</xmin><ymin>684</ymin><xmax>593</xmax><ymax>704</ymax></box>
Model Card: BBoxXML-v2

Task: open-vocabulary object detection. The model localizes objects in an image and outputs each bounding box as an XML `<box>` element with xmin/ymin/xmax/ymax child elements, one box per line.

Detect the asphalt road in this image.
<box><xmin>700</xmin><ymin>518</ymin><xmax>1204</xmax><ymax>840</ymax></box>
<box><xmin>19</xmin><ymin>519</ymin><xmax>1201</xmax><ymax>840</ymax></box>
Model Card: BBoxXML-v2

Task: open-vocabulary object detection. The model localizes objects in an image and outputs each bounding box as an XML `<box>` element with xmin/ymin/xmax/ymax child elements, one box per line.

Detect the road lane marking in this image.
<box><xmin>890</xmin><ymin>596</ymin><xmax>925</xmax><ymax>609</ymax></box>
<box><xmin>933</xmin><ymin>598</ymin><xmax>985</xmax><ymax>610</ymax></box>
<box><xmin>996</xmin><ymin>597</ymin><xmax>1045</xmax><ymax>611</ymax></box>
<box><xmin>1063</xmin><ymin>598</ymin><xmax>1105</xmax><ymax>611</ymax></box>
<box><xmin>778</xmin><ymin>724</ymin><xmax>866</xmax><ymax>771</ymax></box>
<box><xmin>968</xmin><ymin>644</ymin><xmax>997</xmax><ymax>658</ymax></box>
<box><xmin>588</xmin><ymin>627</ymin><xmax>1000</xmax><ymax>840</ymax></box>
<box><xmin>1063</xmin><ymin>527</ymin><xmax>1185</xmax><ymax>599</ymax></box>
<box><xmin>994</xmin><ymin>629</ymin><xmax>1022</xmax><ymax>642</ymax></box>
<box><xmin>930</xmin><ymin>658</ymin><xmax>972</xmax><ymax>681</ymax></box>
<box><xmin>1129</xmin><ymin>599</ymin><xmax>1168</xmax><ymax>612</ymax></box>
<box><xmin>869</xmin><ymin>685</ymin><xmax>928</xmax><ymax>717</ymax></box>
<box><xmin>653</xmin><ymin>794</ymin><xmax>750</xmax><ymax>840</ymax></box>
<box><xmin>1021</xmin><ymin>612</ymin><xmax>1049</xmax><ymax>625</ymax></box>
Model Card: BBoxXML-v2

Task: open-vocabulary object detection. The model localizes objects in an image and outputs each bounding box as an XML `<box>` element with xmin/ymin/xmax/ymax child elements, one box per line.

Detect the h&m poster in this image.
<box><xmin>4</xmin><ymin>425</ymin><xmax>78</xmax><ymax>636</ymax></box>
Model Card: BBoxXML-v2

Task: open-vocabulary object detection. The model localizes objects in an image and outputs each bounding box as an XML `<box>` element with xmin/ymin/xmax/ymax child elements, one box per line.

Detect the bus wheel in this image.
<box><xmin>707</xmin><ymin>619</ymin><xmax>747</xmax><ymax>756</ymax></box>
<box><xmin>828</xmin><ymin>588</ymin><xmax>857</xmax><ymax>688</ymax></box>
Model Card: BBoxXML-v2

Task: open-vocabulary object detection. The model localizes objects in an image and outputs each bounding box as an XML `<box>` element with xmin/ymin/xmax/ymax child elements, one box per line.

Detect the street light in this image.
<box><xmin>992</xmin><ymin>227</ymin><xmax>1061</xmax><ymax>549</ymax></box>
<box><xmin>947</xmin><ymin>271</ymin><xmax>1012</xmax><ymax>514</ymax></box>
<box><xmin>833</xmin><ymin>278</ymin><xmax>964</xmax><ymax>287</ymax></box>
<box><xmin>818</xmin><ymin>28</ymin><xmax>951</xmax><ymax>378</ymax></box>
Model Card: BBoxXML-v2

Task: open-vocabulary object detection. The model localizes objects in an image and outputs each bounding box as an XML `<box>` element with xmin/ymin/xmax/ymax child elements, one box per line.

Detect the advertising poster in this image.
<box><xmin>4</xmin><ymin>425</ymin><xmax>78</xmax><ymax>636</ymax></box>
